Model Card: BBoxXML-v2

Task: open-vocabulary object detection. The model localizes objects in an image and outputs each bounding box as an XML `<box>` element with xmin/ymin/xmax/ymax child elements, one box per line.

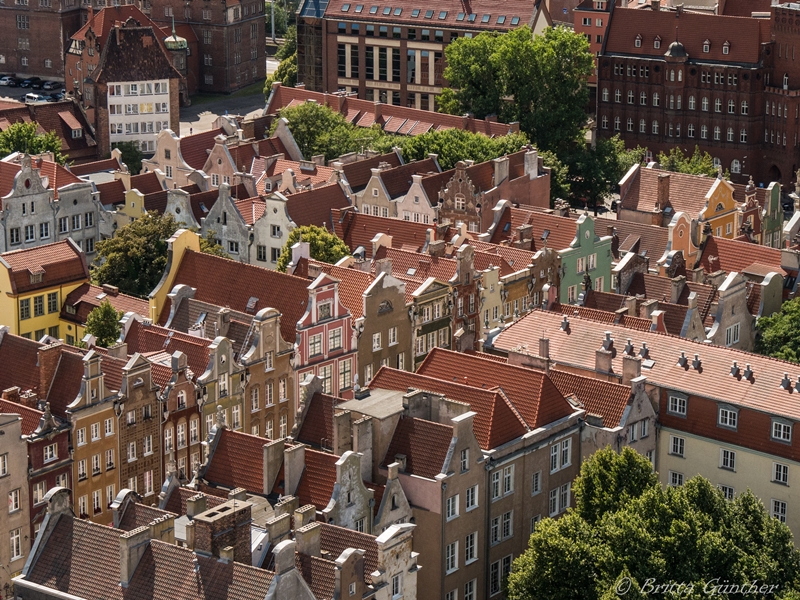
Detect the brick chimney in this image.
<box><xmin>295</xmin><ymin>521</ymin><xmax>322</xmax><ymax>557</ymax></box>
<box><xmin>621</xmin><ymin>354</ymin><xmax>642</xmax><ymax>385</ymax></box>
<box><xmin>38</xmin><ymin>342</ymin><xmax>63</xmax><ymax>401</ymax></box>
<box><xmin>657</xmin><ymin>173</ymin><xmax>670</xmax><ymax>211</ymax></box>
<box><xmin>119</xmin><ymin>527</ymin><xmax>150</xmax><ymax>588</ymax></box>
<box><xmin>493</xmin><ymin>156</ymin><xmax>510</xmax><ymax>186</ymax></box>
<box><xmin>294</xmin><ymin>504</ymin><xmax>316</xmax><ymax>529</ymax></box>
<box><xmin>192</xmin><ymin>498</ymin><xmax>253</xmax><ymax>564</ymax></box>
<box><xmin>670</xmin><ymin>275</ymin><xmax>686</xmax><ymax>304</ymax></box>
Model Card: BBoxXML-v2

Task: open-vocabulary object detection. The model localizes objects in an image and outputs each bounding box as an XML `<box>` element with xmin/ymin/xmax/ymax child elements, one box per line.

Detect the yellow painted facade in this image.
<box><xmin>117</xmin><ymin>189</ymin><xmax>148</xmax><ymax>227</ymax></box>
<box><xmin>699</xmin><ymin>178</ymin><xmax>739</xmax><ymax>240</ymax></box>
<box><xmin>0</xmin><ymin>275</ymin><xmax>86</xmax><ymax>340</ymax></box>
<box><xmin>148</xmin><ymin>228</ymin><xmax>201</xmax><ymax>323</ymax></box>
<box><xmin>658</xmin><ymin>427</ymin><xmax>800</xmax><ymax>538</ymax></box>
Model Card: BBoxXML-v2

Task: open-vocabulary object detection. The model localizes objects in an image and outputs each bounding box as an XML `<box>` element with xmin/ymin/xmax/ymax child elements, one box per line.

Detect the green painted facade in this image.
<box><xmin>557</xmin><ymin>214</ymin><xmax>614</xmax><ymax>303</ymax></box>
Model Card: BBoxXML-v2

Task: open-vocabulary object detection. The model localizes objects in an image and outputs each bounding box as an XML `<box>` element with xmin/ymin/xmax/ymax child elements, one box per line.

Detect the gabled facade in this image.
<box><xmin>295</xmin><ymin>273</ymin><xmax>357</xmax><ymax>401</ymax></box>
<box><xmin>0</xmin><ymin>411</ymin><xmax>31</xmax><ymax>590</ymax></box>
<box><xmin>560</xmin><ymin>214</ymin><xmax>613</xmax><ymax>303</ymax></box>
<box><xmin>408</xmin><ymin>277</ymin><xmax>452</xmax><ymax>370</ymax></box>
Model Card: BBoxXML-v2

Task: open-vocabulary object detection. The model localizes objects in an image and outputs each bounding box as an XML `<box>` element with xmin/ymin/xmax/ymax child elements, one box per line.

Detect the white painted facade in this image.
<box><xmin>107</xmin><ymin>80</ymin><xmax>171</xmax><ymax>153</ymax></box>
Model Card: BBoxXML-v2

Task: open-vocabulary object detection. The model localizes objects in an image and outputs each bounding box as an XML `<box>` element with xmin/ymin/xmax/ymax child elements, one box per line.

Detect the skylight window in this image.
<box><xmin>497</xmin><ymin>15</ymin><xmax>506</xmax><ymax>23</ymax></box>
<box><xmin>355</xmin><ymin>4</ymin><xmax>363</xmax><ymax>11</ymax></box>
<box><xmin>456</xmin><ymin>11</ymin><xmax>465</xmax><ymax>20</ymax></box>
<box><xmin>438</xmin><ymin>10</ymin><xmax>447</xmax><ymax>18</ymax></box>
<box><xmin>369</xmin><ymin>5</ymin><xmax>378</xmax><ymax>13</ymax></box>
<box><xmin>481</xmin><ymin>13</ymin><xmax>490</xmax><ymax>22</ymax></box>
<box><xmin>425</xmin><ymin>9</ymin><xmax>433</xmax><ymax>17</ymax></box>
<box><xmin>411</xmin><ymin>8</ymin><xmax>420</xmax><ymax>16</ymax></box>
<box><xmin>510</xmin><ymin>16</ymin><xmax>520</xmax><ymax>24</ymax></box>
<box><xmin>467</xmin><ymin>13</ymin><xmax>476</xmax><ymax>21</ymax></box>
<box><xmin>407</xmin><ymin>268</ymin><xmax>417</xmax><ymax>276</ymax></box>
<box><xmin>394</xmin><ymin>7</ymin><xmax>402</xmax><ymax>15</ymax></box>
<box><xmin>341</xmin><ymin>3</ymin><xmax>350</xmax><ymax>10</ymax></box>
<box><xmin>383</xmin><ymin>6</ymin><xmax>391</xmax><ymax>14</ymax></box>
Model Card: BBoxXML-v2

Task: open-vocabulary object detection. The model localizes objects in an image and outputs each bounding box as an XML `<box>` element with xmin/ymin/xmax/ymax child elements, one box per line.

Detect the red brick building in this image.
<box><xmin>598</xmin><ymin>1</ymin><xmax>800</xmax><ymax>186</ymax></box>
<box><xmin>137</xmin><ymin>0</ymin><xmax>265</xmax><ymax>93</ymax></box>
<box><xmin>573</xmin><ymin>0</ymin><xmax>611</xmax><ymax>101</ymax></box>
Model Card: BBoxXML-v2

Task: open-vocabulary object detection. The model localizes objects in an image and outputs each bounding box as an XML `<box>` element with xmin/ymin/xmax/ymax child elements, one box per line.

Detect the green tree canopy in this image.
<box><xmin>656</xmin><ymin>145</ymin><xmax>720</xmax><ymax>177</ymax></box>
<box><xmin>84</xmin><ymin>300</ymin><xmax>123</xmax><ymax>347</ymax></box>
<box><xmin>379</xmin><ymin>128</ymin><xmax>530</xmax><ymax>171</ymax></box>
<box><xmin>442</xmin><ymin>26</ymin><xmax>593</xmax><ymax>156</ymax></box>
<box><xmin>0</xmin><ymin>121</ymin><xmax>65</xmax><ymax>165</ymax></box>
<box><xmin>264</xmin><ymin>26</ymin><xmax>298</xmax><ymax>94</ymax></box>
<box><xmin>276</xmin><ymin>225</ymin><xmax>350</xmax><ymax>272</ymax></box>
<box><xmin>507</xmin><ymin>447</ymin><xmax>800</xmax><ymax>600</ymax></box>
<box><xmin>199</xmin><ymin>229</ymin><xmax>230</xmax><ymax>258</ymax></box>
<box><xmin>112</xmin><ymin>141</ymin><xmax>143</xmax><ymax>175</ymax></box>
<box><xmin>756</xmin><ymin>298</ymin><xmax>800</xmax><ymax>363</ymax></box>
<box><xmin>91</xmin><ymin>212</ymin><xmax>180</xmax><ymax>298</ymax></box>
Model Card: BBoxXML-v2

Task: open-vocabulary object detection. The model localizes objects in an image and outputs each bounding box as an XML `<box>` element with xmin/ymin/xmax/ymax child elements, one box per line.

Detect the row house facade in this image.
<box><xmin>0</xmin><ymin>411</ymin><xmax>30</xmax><ymax>592</ymax></box>
<box><xmin>599</xmin><ymin>2</ymin><xmax>800</xmax><ymax>186</ymax></box>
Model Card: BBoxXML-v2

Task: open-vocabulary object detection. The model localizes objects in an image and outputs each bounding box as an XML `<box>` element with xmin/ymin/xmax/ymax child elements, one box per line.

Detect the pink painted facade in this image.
<box><xmin>295</xmin><ymin>274</ymin><xmax>358</xmax><ymax>402</ymax></box>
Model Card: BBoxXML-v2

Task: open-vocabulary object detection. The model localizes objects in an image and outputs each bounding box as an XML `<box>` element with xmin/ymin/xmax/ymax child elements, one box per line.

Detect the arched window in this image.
<box><xmin>601</xmin><ymin>115</ymin><xmax>608</xmax><ymax>129</ymax></box>
<box><xmin>177</xmin><ymin>390</ymin><xmax>186</xmax><ymax>409</ymax></box>
<box><xmin>669</xmin><ymin>95</ymin><xmax>674</xmax><ymax>109</ymax></box>
<box><xmin>731</xmin><ymin>159</ymin><xmax>741</xmax><ymax>174</ymax></box>
<box><xmin>728</xmin><ymin>99</ymin><xmax>735</xmax><ymax>113</ymax></box>
<box><xmin>677</xmin><ymin>96</ymin><xmax>682</xmax><ymax>109</ymax></box>
<box><xmin>701</xmin><ymin>125</ymin><xmax>708</xmax><ymax>139</ymax></box>
<box><xmin>722</xmin><ymin>41</ymin><xmax>730</xmax><ymax>55</ymax></box>
<box><xmin>779</xmin><ymin>104</ymin><xmax>782</xmax><ymax>117</ymax></box>
<box><xmin>635</xmin><ymin>34</ymin><xmax>642</xmax><ymax>48</ymax></box>
<box><xmin>653</xmin><ymin>93</ymin><xmax>660</xmax><ymax>106</ymax></box>
<box><xmin>654</xmin><ymin>37</ymin><xmax>661</xmax><ymax>49</ymax></box>
<box><xmin>678</xmin><ymin>70</ymin><xmax>683</xmax><ymax>82</ymax></box>
<box><xmin>727</xmin><ymin>127</ymin><xmax>734</xmax><ymax>142</ymax></box>
<box><xmin>688</xmin><ymin>124</ymin><xmax>695</xmax><ymax>138</ymax></box>
<box><xmin>741</xmin><ymin>101</ymin><xmax>748</xmax><ymax>115</ymax></box>
<box><xmin>602</xmin><ymin>88</ymin><xmax>609</xmax><ymax>102</ymax></box>
<box><xmin>689</xmin><ymin>96</ymin><xmax>696</xmax><ymax>110</ymax></box>
<box><xmin>701</xmin><ymin>97</ymin><xmax>709</xmax><ymax>111</ymax></box>
<box><xmin>639</xmin><ymin>119</ymin><xmax>646</xmax><ymax>133</ymax></box>
<box><xmin>627</xmin><ymin>90</ymin><xmax>634</xmax><ymax>104</ymax></box>
<box><xmin>615</xmin><ymin>89</ymin><xmax>621</xmax><ymax>102</ymax></box>
<box><xmin>640</xmin><ymin>91</ymin><xmax>647</xmax><ymax>105</ymax></box>
<box><xmin>627</xmin><ymin>118</ymin><xmax>634</xmax><ymax>132</ymax></box>
<box><xmin>713</xmin><ymin>157</ymin><xmax>722</xmax><ymax>168</ymax></box>
<box><xmin>652</xmin><ymin>120</ymin><xmax>659</xmax><ymax>134</ymax></box>
<box><xmin>676</xmin><ymin>123</ymin><xmax>681</xmax><ymax>137</ymax></box>
<box><xmin>714</xmin><ymin>126</ymin><xmax>721</xmax><ymax>140</ymax></box>
<box><xmin>740</xmin><ymin>128</ymin><xmax>747</xmax><ymax>143</ymax></box>
<box><xmin>784</xmin><ymin>133</ymin><xmax>787</xmax><ymax>146</ymax></box>
<box><xmin>714</xmin><ymin>98</ymin><xmax>722</xmax><ymax>113</ymax></box>
<box><xmin>614</xmin><ymin>116</ymin><xmax>621</xmax><ymax>131</ymax></box>
<box><xmin>670</xmin><ymin>70</ymin><xmax>675</xmax><ymax>82</ymax></box>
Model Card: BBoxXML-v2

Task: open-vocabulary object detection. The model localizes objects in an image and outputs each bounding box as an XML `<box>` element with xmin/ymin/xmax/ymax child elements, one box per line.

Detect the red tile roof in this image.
<box><xmin>369</xmin><ymin>367</ymin><xmax>528</xmax><ymax>449</ymax></box>
<box><xmin>0</xmin><ymin>334</ymin><xmax>42</xmax><ymax>394</ymax></box>
<box><xmin>331</xmin><ymin>209</ymin><xmax>434</xmax><ymax>258</ymax></box>
<box><xmin>163</xmin><ymin>487</ymin><xmax>226</xmax><ymax>516</ymax></box>
<box><xmin>265</xmin><ymin>84</ymin><xmax>515</xmax><ymax>138</ymax></box>
<box><xmin>1</xmin><ymin>239</ymin><xmax>88</xmax><ymax>294</ymax></box>
<box><xmin>253</xmin><ymin>158</ymin><xmax>335</xmax><ymax>194</ymax></box>
<box><xmin>295</xmin><ymin>259</ymin><xmax>374</xmax><ymax>319</ymax></box>
<box><xmin>94</xmin><ymin>179</ymin><xmax>127</xmax><ymax>206</ymax></box>
<box><xmin>295</xmin><ymin>553</ymin><xmax>336</xmax><ymax>599</ymax></box>
<box><xmin>605</xmin><ymin>7</ymin><xmax>766</xmax><ymax>64</ymax></box>
<box><xmin>227</xmin><ymin>137</ymin><xmax>289</xmax><ymax>174</ymax></box>
<box><xmin>164</xmin><ymin>250</ymin><xmax>310</xmax><ymax>343</ymax></box>
<box><xmin>0</xmin><ymin>398</ymin><xmax>43</xmax><ymax>435</ymax></box>
<box><xmin>117</xmin><ymin>503</ymin><xmax>176</xmax><ymax>531</ymax></box>
<box><xmin>341</xmin><ymin>153</ymin><xmax>403</xmax><ymax>192</ymax></box>
<box><xmin>123</xmin><ymin>319</ymin><xmax>211</xmax><ymax>380</ymax></box>
<box><xmin>204</xmin><ymin>428</ymin><xmax>268</xmax><ymax>493</ymax></box>
<box><xmin>319</xmin><ymin>523</ymin><xmax>379</xmax><ymax>583</ymax></box>
<box><xmin>494</xmin><ymin>309</ymin><xmax>800</xmax><ymax>424</ymax></box>
<box><xmin>234</xmin><ymin>197</ymin><xmax>267</xmax><ymax>225</ymax></box>
<box><xmin>129</xmin><ymin>171</ymin><xmax>164</xmax><ymax>195</ymax></box>
<box><xmin>620</xmin><ymin>167</ymin><xmax>717</xmax><ymax>215</ymax></box>
<box><xmin>373</xmin><ymin>246</ymin><xmax>456</xmax><ymax>284</ymax></box>
<box><xmin>0</xmin><ymin>158</ymin><xmax>84</xmax><ymax>201</ymax></box>
<box><xmin>69</xmin><ymin>156</ymin><xmax>123</xmax><ymax>176</ymax></box>
<box><xmin>179</xmin><ymin>128</ymin><xmax>225</xmax><ymax>171</ymax></box>
<box><xmin>599</xmin><ymin>219</ymin><xmax>670</xmax><ymax>261</ymax></box>
<box><xmin>295</xmin><ymin>449</ymin><xmax>338</xmax><ymax>510</ymax></box>
<box><xmin>417</xmin><ymin>348</ymin><xmax>574</xmax><ymax>429</ymax></box>
<box><xmin>61</xmin><ymin>283</ymin><xmax>149</xmax><ymax>325</ymax></box>
<box><xmin>376</xmin><ymin>157</ymin><xmax>440</xmax><ymax>199</ymax></box>
<box><xmin>296</xmin><ymin>392</ymin><xmax>343</xmax><ymax>448</ymax></box>
<box><xmin>697</xmin><ymin>236</ymin><xmax>788</xmax><ymax>277</ymax></box>
<box><xmin>548</xmin><ymin>369</ymin><xmax>631</xmax><ymax>427</ymax></box>
<box><xmin>468</xmin><ymin>240</ymin><xmax>537</xmax><ymax>271</ymax></box>
<box><xmin>285</xmin><ymin>183</ymin><xmax>351</xmax><ymax>229</ymax></box>
<box><xmin>626</xmin><ymin>273</ymin><xmax>718</xmax><ymax>324</ymax></box>
<box><xmin>382</xmin><ymin>416</ymin><xmax>452</xmax><ymax>479</ymax></box>
<box><xmin>488</xmin><ymin>205</ymin><xmax>578</xmax><ymax>251</ymax></box>
<box><xmin>25</xmin><ymin>515</ymin><xmax>274</xmax><ymax>600</ymax></box>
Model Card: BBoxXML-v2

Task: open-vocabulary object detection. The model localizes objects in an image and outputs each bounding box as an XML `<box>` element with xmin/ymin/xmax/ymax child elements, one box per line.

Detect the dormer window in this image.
<box><xmin>71</xmin><ymin>128</ymin><xmax>82</xmax><ymax>139</ymax></box>
<box><xmin>635</xmin><ymin>34</ymin><xmax>642</xmax><ymax>48</ymax></box>
<box><xmin>722</xmin><ymin>41</ymin><xmax>730</xmax><ymax>55</ymax></box>
<box><xmin>703</xmin><ymin>40</ymin><xmax>710</xmax><ymax>53</ymax></box>
<box><xmin>654</xmin><ymin>36</ymin><xmax>661</xmax><ymax>49</ymax></box>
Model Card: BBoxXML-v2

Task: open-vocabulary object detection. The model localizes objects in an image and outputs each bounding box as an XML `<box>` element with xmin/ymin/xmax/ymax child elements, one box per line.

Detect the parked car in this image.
<box><xmin>42</xmin><ymin>81</ymin><xmax>63</xmax><ymax>90</ymax></box>
<box><xmin>46</xmin><ymin>93</ymin><xmax>64</xmax><ymax>102</ymax></box>
<box><xmin>0</xmin><ymin>76</ymin><xmax>21</xmax><ymax>87</ymax></box>
<box><xmin>24</xmin><ymin>93</ymin><xmax>46</xmax><ymax>103</ymax></box>
<box><xmin>20</xmin><ymin>77</ymin><xmax>42</xmax><ymax>88</ymax></box>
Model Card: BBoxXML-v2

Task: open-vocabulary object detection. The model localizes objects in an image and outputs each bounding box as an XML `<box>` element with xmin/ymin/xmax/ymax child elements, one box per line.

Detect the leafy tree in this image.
<box><xmin>382</xmin><ymin>128</ymin><xmax>529</xmax><ymax>171</ymax></box>
<box><xmin>84</xmin><ymin>300</ymin><xmax>123</xmax><ymax>348</ymax></box>
<box><xmin>264</xmin><ymin>26</ymin><xmax>297</xmax><ymax>94</ymax></box>
<box><xmin>112</xmin><ymin>141</ymin><xmax>143</xmax><ymax>175</ymax></box>
<box><xmin>199</xmin><ymin>229</ymin><xmax>229</xmax><ymax>258</ymax></box>
<box><xmin>540</xmin><ymin>150</ymin><xmax>570</xmax><ymax>205</ymax></box>
<box><xmin>276</xmin><ymin>225</ymin><xmax>350</xmax><ymax>272</ymax></box>
<box><xmin>92</xmin><ymin>212</ymin><xmax>180</xmax><ymax>298</ymax></box>
<box><xmin>270</xmin><ymin>101</ymin><xmax>384</xmax><ymax>161</ymax></box>
<box><xmin>656</xmin><ymin>145</ymin><xmax>720</xmax><ymax>178</ymax></box>
<box><xmin>265</xmin><ymin>0</ymin><xmax>289</xmax><ymax>38</ymax></box>
<box><xmin>756</xmin><ymin>298</ymin><xmax>800</xmax><ymax>363</ymax></box>
<box><xmin>442</xmin><ymin>26</ymin><xmax>593</xmax><ymax>156</ymax></box>
<box><xmin>0</xmin><ymin>121</ymin><xmax>65</xmax><ymax>164</ymax></box>
<box><xmin>507</xmin><ymin>447</ymin><xmax>800</xmax><ymax>600</ymax></box>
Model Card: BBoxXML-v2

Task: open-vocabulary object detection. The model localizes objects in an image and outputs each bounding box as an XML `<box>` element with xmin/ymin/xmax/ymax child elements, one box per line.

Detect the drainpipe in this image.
<box><xmin>441</xmin><ymin>480</ymin><xmax>447</xmax><ymax>600</ymax></box>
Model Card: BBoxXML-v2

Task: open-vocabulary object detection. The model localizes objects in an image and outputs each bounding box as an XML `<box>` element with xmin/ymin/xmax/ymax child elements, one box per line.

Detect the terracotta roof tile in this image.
<box><xmin>94</xmin><ymin>179</ymin><xmax>127</xmax><ymax>206</ymax></box>
<box><xmin>319</xmin><ymin>523</ymin><xmax>379</xmax><ymax>583</ymax></box>
<box><xmin>417</xmin><ymin>348</ymin><xmax>574</xmax><ymax>429</ymax></box>
<box><xmin>620</xmin><ymin>167</ymin><xmax>718</xmax><ymax>215</ymax></box>
<box><xmin>332</xmin><ymin>209</ymin><xmax>433</xmax><ymax>258</ymax></box>
<box><xmin>1</xmin><ymin>239</ymin><xmax>88</xmax><ymax>294</ymax></box>
<box><xmin>598</xmin><ymin>219</ymin><xmax>670</xmax><ymax>261</ymax></box>
<box><xmin>117</xmin><ymin>503</ymin><xmax>176</xmax><ymax>531</ymax></box>
<box><xmin>295</xmin><ymin>449</ymin><xmax>338</xmax><ymax>510</ymax></box>
<box><xmin>130</xmin><ymin>171</ymin><xmax>164</xmax><ymax>195</ymax></box>
<box><xmin>204</xmin><ymin>428</ymin><xmax>267</xmax><ymax>493</ymax></box>
<box><xmin>286</xmin><ymin>183</ymin><xmax>351</xmax><ymax>229</ymax></box>
<box><xmin>179</xmin><ymin>128</ymin><xmax>225</xmax><ymax>171</ymax></box>
<box><xmin>0</xmin><ymin>398</ymin><xmax>44</xmax><ymax>435</ymax></box>
<box><xmin>377</xmin><ymin>157</ymin><xmax>440</xmax><ymax>199</ymax></box>
<box><xmin>61</xmin><ymin>282</ymin><xmax>149</xmax><ymax>325</ymax></box>
<box><xmin>234</xmin><ymin>196</ymin><xmax>267</xmax><ymax>225</ymax></box>
<box><xmin>0</xmin><ymin>334</ymin><xmax>42</xmax><ymax>394</ymax></box>
<box><xmin>381</xmin><ymin>416</ymin><xmax>452</xmax><ymax>479</ymax></box>
<box><xmin>163</xmin><ymin>487</ymin><xmax>226</xmax><ymax>516</ymax></box>
<box><xmin>697</xmin><ymin>236</ymin><xmax>789</xmax><ymax>277</ymax></box>
<box><xmin>69</xmin><ymin>156</ymin><xmax>122</xmax><ymax>177</ymax></box>
<box><xmin>626</xmin><ymin>273</ymin><xmax>718</xmax><ymax>324</ymax></box>
<box><xmin>373</xmin><ymin>246</ymin><xmax>456</xmax><ymax>284</ymax></box>
<box><xmin>605</xmin><ymin>7</ymin><xmax>765</xmax><ymax>64</ymax></box>
<box><xmin>368</xmin><ymin>367</ymin><xmax>527</xmax><ymax>449</ymax></box>
<box><xmin>296</xmin><ymin>553</ymin><xmax>336</xmax><ymax>599</ymax></box>
<box><xmin>165</xmin><ymin>250</ymin><xmax>309</xmax><ymax>343</ymax></box>
<box><xmin>296</xmin><ymin>392</ymin><xmax>342</xmax><ymax>448</ymax></box>
<box><xmin>227</xmin><ymin>137</ymin><xmax>288</xmax><ymax>174</ymax></box>
<box><xmin>123</xmin><ymin>319</ymin><xmax>211</xmax><ymax>379</ymax></box>
<box><xmin>296</xmin><ymin>259</ymin><xmax>374</xmax><ymax>319</ymax></box>
<box><xmin>341</xmin><ymin>153</ymin><xmax>403</xmax><ymax>192</ymax></box>
<box><xmin>548</xmin><ymin>369</ymin><xmax>631</xmax><ymax>427</ymax></box>
<box><xmin>468</xmin><ymin>240</ymin><xmax>537</xmax><ymax>270</ymax></box>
